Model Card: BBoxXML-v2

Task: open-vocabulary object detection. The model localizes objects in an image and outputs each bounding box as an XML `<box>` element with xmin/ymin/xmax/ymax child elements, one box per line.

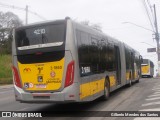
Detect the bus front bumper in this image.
<box><xmin>142</xmin><ymin>73</ymin><xmax>150</xmax><ymax>76</ymax></box>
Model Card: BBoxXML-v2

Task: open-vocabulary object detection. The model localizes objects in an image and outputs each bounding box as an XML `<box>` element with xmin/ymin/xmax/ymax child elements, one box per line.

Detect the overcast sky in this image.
<box><xmin>0</xmin><ymin>0</ymin><xmax>160</xmax><ymax>74</ymax></box>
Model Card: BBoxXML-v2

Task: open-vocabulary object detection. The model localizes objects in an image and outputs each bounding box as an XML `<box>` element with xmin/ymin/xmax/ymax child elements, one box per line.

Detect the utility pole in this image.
<box><xmin>153</xmin><ymin>4</ymin><xmax>160</xmax><ymax>76</ymax></box>
<box><xmin>25</xmin><ymin>5</ymin><xmax>28</xmax><ymax>25</ymax></box>
<box><xmin>0</xmin><ymin>2</ymin><xmax>46</xmax><ymax>24</ymax></box>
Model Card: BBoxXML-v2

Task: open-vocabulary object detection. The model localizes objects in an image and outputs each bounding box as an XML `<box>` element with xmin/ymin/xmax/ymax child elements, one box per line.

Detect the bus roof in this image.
<box><xmin>15</xmin><ymin>17</ymin><xmax>140</xmax><ymax>55</ymax></box>
<box><xmin>15</xmin><ymin>19</ymin><xmax>66</xmax><ymax>31</ymax></box>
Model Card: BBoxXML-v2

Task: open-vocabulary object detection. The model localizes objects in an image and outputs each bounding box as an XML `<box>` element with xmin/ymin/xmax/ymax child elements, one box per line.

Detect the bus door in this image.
<box><xmin>114</xmin><ymin>46</ymin><xmax>121</xmax><ymax>85</ymax></box>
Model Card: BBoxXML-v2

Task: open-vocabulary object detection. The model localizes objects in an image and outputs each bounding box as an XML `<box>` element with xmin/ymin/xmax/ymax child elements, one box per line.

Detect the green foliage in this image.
<box><xmin>0</xmin><ymin>78</ymin><xmax>12</xmax><ymax>85</ymax></box>
<box><xmin>0</xmin><ymin>37</ymin><xmax>12</xmax><ymax>55</ymax></box>
<box><xmin>0</xmin><ymin>11</ymin><xmax>23</xmax><ymax>55</ymax></box>
<box><xmin>0</xmin><ymin>54</ymin><xmax>12</xmax><ymax>78</ymax></box>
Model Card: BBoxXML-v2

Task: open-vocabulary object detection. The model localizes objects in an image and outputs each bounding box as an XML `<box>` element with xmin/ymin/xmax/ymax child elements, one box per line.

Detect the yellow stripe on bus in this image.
<box><xmin>80</xmin><ymin>78</ymin><xmax>105</xmax><ymax>100</ymax></box>
<box><xmin>126</xmin><ymin>72</ymin><xmax>130</xmax><ymax>80</ymax></box>
<box><xmin>109</xmin><ymin>76</ymin><xmax>116</xmax><ymax>87</ymax></box>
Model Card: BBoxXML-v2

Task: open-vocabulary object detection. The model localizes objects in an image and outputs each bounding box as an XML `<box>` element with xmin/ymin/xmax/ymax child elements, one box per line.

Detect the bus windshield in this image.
<box><xmin>15</xmin><ymin>23</ymin><xmax>66</xmax><ymax>50</ymax></box>
<box><xmin>142</xmin><ymin>59</ymin><xmax>148</xmax><ymax>65</ymax></box>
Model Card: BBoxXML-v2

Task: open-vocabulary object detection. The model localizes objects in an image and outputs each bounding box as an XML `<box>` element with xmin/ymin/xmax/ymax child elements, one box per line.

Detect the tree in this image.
<box><xmin>80</xmin><ymin>20</ymin><xmax>102</xmax><ymax>32</ymax></box>
<box><xmin>0</xmin><ymin>11</ymin><xmax>23</xmax><ymax>54</ymax></box>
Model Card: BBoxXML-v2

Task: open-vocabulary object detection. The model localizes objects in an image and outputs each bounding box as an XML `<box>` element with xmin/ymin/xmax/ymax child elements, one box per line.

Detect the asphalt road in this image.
<box><xmin>0</xmin><ymin>78</ymin><xmax>160</xmax><ymax>120</ymax></box>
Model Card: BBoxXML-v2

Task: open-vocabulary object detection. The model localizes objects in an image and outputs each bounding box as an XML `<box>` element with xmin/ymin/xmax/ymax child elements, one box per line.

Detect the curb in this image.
<box><xmin>0</xmin><ymin>84</ymin><xmax>13</xmax><ymax>90</ymax></box>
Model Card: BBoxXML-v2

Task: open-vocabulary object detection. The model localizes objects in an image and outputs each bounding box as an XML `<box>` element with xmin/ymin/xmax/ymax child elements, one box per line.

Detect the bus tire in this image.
<box><xmin>102</xmin><ymin>78</ymin><xmax>110</xmax><ymax>100</ymax></box>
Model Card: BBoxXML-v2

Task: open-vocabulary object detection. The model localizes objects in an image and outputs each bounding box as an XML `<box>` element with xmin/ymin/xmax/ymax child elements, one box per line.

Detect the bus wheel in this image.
<box><xmin>102</xmin><ymin>79</ymin><xmax>110</xmax><ymax>100</ymax></box>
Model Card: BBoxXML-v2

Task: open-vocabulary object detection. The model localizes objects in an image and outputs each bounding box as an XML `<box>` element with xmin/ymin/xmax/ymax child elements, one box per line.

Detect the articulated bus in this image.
<box><xmin>12</xmin><ymin>17</ymin><xmax>142</xmax><ymax>103</ymax></box>
<box><xmin>141</xmin><ymin>59</ymin><xmax>154</xmax><ymax>78</ymax></box>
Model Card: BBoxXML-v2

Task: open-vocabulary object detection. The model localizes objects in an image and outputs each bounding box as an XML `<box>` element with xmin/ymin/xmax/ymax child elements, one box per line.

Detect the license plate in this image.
<box><xmin>36</xmin><ymin>84</ymin><xmax>46</xmax><ymax>89</ymax></box>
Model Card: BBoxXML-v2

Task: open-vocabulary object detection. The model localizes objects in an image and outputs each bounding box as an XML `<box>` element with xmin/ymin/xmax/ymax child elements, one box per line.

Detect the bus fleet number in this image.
<box><xmin>81</xmin><ymin>67</ymin><xmax>91</xmax><ymax>74</ymax></box>
<box><xmin>34</xmin><ymin>29</ymin><xmax>45</xmax><ymax>35</ymax></box>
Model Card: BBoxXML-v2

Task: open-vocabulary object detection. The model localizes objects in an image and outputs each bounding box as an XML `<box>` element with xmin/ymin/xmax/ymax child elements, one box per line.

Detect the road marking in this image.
<box><xmin>152</xmin><ymin>88</ymin><xmax>160</xmax><ymax>90</ymax></box>
<box><xmin>142</xmin><ymin>101</ymin><xmax>160</xmax><ymax>106</ymax></box>
<box><xmin>152</xmin><ymin>89</ymin><xmax>160</xmax><ymax>92</ymax></box>
<box><xmin>138</xmin><ymin>82</ymin><xmax>160</xmax><ymax>120</ymax></box>
<box><xmin>146</xmin><ymin>97</ymin><xmax>160</xmax><ymax>101</ymax></box>
<box><xmin>148</xmin><ymin>94</ymin><xmax>160</xmax><ymax>97</ymax></box>
<box><xmin>153</xmin><ymin>92</ymin><xmax>160</xmax><ymax>94</ymax></box>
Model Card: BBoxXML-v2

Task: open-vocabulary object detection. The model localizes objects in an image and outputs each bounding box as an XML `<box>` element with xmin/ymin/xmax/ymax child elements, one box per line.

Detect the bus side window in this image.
<box><xmin>76</xmin><ymin>30</ymin><xmax>81</xmax><ymax>46</ymax></box>
<box><xmin>106</xmin><ymin>42</ymin><xmax>115</xmax><ymax>71</ymax></box>
<box><xmin>76</xmin><ymin>30</ymin><xmax>91</xmax><ymax>77</ymax></box>
<box><xmin>99</xmin><ymin>38</ymin><xmax>108</xmax><ymax>72</ymax></box>
<box><xmin>90</xmin><ymin>37</ymin><xmax>99</xmax><ymax>73</ymax></box>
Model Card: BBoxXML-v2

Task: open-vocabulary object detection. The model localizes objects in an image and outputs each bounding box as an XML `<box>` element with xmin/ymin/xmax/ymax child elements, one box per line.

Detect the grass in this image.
<box><xmin>0</xmin><ymin>78</ymin><xmax>12</xmax><ymax>85</ymax></box>
<box><xmin>0</xmin><ymin>54</ymin><xmax>12</xmax><ymax>84</ymax></box>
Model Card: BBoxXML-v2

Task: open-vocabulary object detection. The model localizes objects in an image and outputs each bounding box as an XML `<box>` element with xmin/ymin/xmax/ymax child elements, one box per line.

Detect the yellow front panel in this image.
<box><xmin>141</xmin><ymin>65</ymin><xmax>149</xmax><ymax>74</ymax></box>
<box><xmin>18</xmin><ymin>58</ymin><xmax>65</xmax><ymax>91</ymax></box>
<box><xmin>80</xmin><ymin>78</ymin><xmax>105</xmax><ymax>100</ymax></box>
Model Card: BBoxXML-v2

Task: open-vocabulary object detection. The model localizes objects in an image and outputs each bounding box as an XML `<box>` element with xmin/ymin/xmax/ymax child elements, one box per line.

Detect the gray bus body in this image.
<box><xmin>12</xmin><ymin>18</ymin><xmax>142</xmax><ymax>103</ymax></box>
